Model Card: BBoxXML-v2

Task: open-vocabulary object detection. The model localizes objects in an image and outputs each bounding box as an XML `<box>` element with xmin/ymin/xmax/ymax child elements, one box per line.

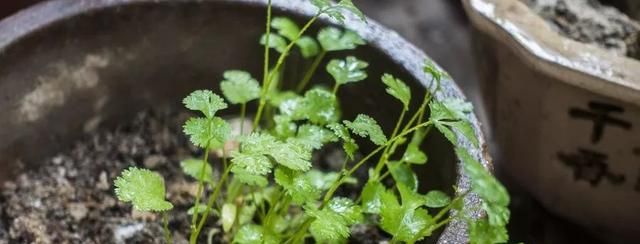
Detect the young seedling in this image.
<box><xmin>114</xmin><ymin>0</ymin><xmax>513</xmax><ymax>243</ymax></box>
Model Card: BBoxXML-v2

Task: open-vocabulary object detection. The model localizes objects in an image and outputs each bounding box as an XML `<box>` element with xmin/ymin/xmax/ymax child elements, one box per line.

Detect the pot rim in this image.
<box><xmin>463</xmin><ymin>0</ymin><xmax>640</xmax><ymax>107</ymax></box>
<box><xmin>0</xmin><ymin>0</ymin><xmax>490</xmax><ymax>242</ymax></box>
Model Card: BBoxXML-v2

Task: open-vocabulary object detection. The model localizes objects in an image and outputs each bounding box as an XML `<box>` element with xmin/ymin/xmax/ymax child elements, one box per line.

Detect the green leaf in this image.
<box><xmin>337</xmin><ymin>0</ymin><xmax>366</xmax><ymax>21</ymax></box>
<box><xmin>114</xmin><ymin>167</ymin><xmax>173</xmax><ymax>212</ymax></box>
<box><xmin>180</xmin><ymin>159</ymin><xmax>213</xmax><ymax>183</ymax></box>
<box><xmin>307</xmin><ymin>206</ymin><xmax>351</xmax><ymax>243</ymax></box>
<box><xmin>469</xmin><ymin>218</ymin><xmax>509</xmax><ymax>244</ymax></box>
<box><xmin>429</xmin><ymin>99</ymin><xmax>479</xmax><ymax>147</ymax></box>
<box><xmin>397</xmin><ymin>183</ymin><xmax>426</xmax><ymax>210</ymax></box>
<box><xmin>183</xmin><ymin>117</ymin><xmax>231</xmax><ymax>149</ymax></box>
<box><xmin>261</xmin><ymin>33</ymin><xmax>287</xmax><ymax>53</ymax></box>
<box><xmin>222</xmin><ymin>203</ymin><xmax>237</xmax><ymax>233</ymax></box>
<box><xmin>424</xmin><ymin>190</ymin><xmax>451</xmax><ymax>208</ymax></box>
<box><xmin>220</xmin><ymin>70</ymin><xmax>261</xmax><ymax>104</ymax></box>
<box><xmin>296</xmin><ymin>36</ymin><xmax>320</xmax><ymax>58</ymax></box>
<box><xmin>327</xmin><ymin>123</ymin><xmax>359</xmax><ymax>159</ymax></box>
<box><xmin>273</xmin><ymin>115</ymin><xmax>297</xmax><ymax>139</ymax></box>
<box><xmin>344</xmin><ymin>114</ymin><xmax>387</xmax><ymax>146</ymax></box>
<box><xmin>402</xmin><ymin>128</ymin><xmax>428</xmax><ymax>164</ymax></box>
<box><xmin>424</xmin><ymin>59</ymin><xmax>449</xmax><ymax>84</ymax></box>
<box><xmin>317</xmin><ymin>27</ymin><xmax>365</xmax><ymax>51</ymax></box>
<box><xmin>233</xmin><ymin>168</ymin><xmax>269</xmax><ymax>187</ymax></box>
<box><xmin>234</xmin><ymin>225</ymin><xmax>263</xmax><ymax>244</ymax></box>
<box><xmin>306</xmin><ymin>170</ymin><xmax>338</xmax><ymax>190</ymax></box>
<box><xmin>456</xmin><ymin>148</ymin><xmax>510</xmax><ymax>227</ymax></box>
<box><xmin>327</xmin><ymin>56</ymin><xmax>368</xmax><ymax>85</ymax></box>
<box><xmin>238</xmin><ymin>133</ymin><xmax>312</xmax><ymax>171</ymax></box>
<box><xmin>361</xmin><ymin>180</ymin><xmax>385</xmax><ymax>214</ymax></box>
<box><xmin>381</xmin><ymin>73</ymin><xmax>411</xmax><ymax>110</ymax></box>
<box><xmin>230</xmin><ymin>152</ymin><xmax>272</xmax><ymax>176</ymax></box>
<box><xmin>311</xmin><ymin>0</ymin><xmax>331</xmax><ymax>10</ymax></box>
<box><xmin>294</xmin><ymin>124</ymin><xmax>338</xmax><ymax>150</ymax></box>
<box><xmin>328</xmin><ymin>197</ymin><xmax>363</xmax><ymax>225</ymax></box>
<box><xmin>379</xmin><ymin>189</ymin><xmax>434</xmax><ymax>242</ymax></box>
<box><xmin>183</xmin><ymin>90</ymin><xmax>228</xmax><ymax>118</ymax></box>
<box><xmin>455</xmin><ymin>148</ymin><xmax>509</xmax><ymax>207</ymax></box>
<box><xmin>274</xmin><ymin>167</ymin><xmax>319</xmax><ymax>204</ymax></box>
<box><xmin>403</xmin><ymin>145</ymin><xmax>427</xmax><ymax>165</ymax></box>
<box><xmin>271</xmin><ymin>17</ymin><xmax>300</xmax><ymax>40</ymax></box>
<box><xmin>389</xmin><ymin>162</ymin><xmax>418</xmax><ymax>192</ymax></box>
<box><xmin>299</xmin><ymin>89</ymin><xmax>340</xmax><ymax>125</ymax></box>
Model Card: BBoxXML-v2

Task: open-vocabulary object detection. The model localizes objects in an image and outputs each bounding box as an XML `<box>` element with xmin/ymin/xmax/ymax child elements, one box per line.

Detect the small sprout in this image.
<box><xmin>381</xmin><ymin>73</ymin><xmax>411</xmax><ymax>110</ymax></box>
<box><xmin>114</xmin><ymin>167</ymin><xmax>173</xmax><ymax>212</ymax></box>
<box><xmin>220</xmin><ymin>70</ymin><xmax>261</xmax><ymax>104</ymax></box>
<box><xmin>327</xmin><ymin>56</ymin><xmax>369</xmax><ymax>85</ymax></box>
<box><xmin>344</xmin><ymin>114</ymin><xmax>387</xmax><ymax>146</ymax></box>
<box><xmin>317</xmin><ymin>27</ymin><xmax>365</xmax><ymax>51</ymax></box>
<box><xmin>180</xmin><ymin>159</ymin><xmax>214</xmax><ymax>183</ymax></box>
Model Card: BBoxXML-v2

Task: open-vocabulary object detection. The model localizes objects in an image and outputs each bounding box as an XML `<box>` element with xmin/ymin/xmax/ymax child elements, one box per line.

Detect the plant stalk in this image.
<box><xmin>190</xmin><ymin>144</ymin><xmax>211</xmax><ymax>229</ymax></box>
<box><xmin>296</xmin><ymin>50</ymin><xmax>327</xmax><ymax>92</ymax></box>
<box><xmin>253</xmin><ymin>14</ymin><xmax>321</xmax><ymax>129</ymax></box>
<box><xmin>163</xmin><ymin>212</ymin><xmax>172</xmax><ymax>244</ymax></box>
<box><xmin>190</xmin><ymin>164</ymin><xmax>232</xmax><ymax>244</ymax></box>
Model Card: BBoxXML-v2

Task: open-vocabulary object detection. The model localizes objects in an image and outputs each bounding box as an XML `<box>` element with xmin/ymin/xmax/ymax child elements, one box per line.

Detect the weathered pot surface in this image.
<box><xmin>0</xmin><ymin>0</ymin><xmax>491</xmax><ymax>242</ymax></box>
<box><xmin>464</xmin><ymin>0</ymin><xmax>640</xmax><ymax>242</ymax></box>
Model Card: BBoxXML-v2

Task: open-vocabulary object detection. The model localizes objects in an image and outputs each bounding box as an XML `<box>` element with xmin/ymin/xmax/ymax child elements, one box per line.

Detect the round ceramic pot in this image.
<box><xmin>464</xmin><ymin>0</ymin><xmax>640</xmax><ymax>242</ymax></box>
<box><xmin>0</xmin><ymin>0</ymin><xmax>491</xmax><ymax>242</ymax></box>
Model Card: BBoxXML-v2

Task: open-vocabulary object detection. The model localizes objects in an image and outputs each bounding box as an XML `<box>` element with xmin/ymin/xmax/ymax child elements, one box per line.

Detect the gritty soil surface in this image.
<box><xmin>521</xmin><ymin>0</ymin><xmax>640</xmax><ymax>59</ymax></box>
<box><xmin>0</xmin><ymin>109</ymin><xmax>387</xmax><ymax>244</ymax></box>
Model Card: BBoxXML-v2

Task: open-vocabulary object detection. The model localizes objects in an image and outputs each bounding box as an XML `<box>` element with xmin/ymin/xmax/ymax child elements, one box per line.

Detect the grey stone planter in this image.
<box><xmin>0</xmin><ymin>0</ymin><xmax>491</xmax><ymax>242</ymax></box>
<box><xmin>464</xmin><ymin>0</ymin><xmax>640</xmax><ymax>243</ymax></box>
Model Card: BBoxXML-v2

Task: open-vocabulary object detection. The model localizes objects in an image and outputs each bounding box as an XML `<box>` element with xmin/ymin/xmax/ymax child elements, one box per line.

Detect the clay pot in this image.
<box><xmin>0</xmin><ymin>0</ymin><xmax>490</xmax><ymax>242</ymax></box>
<box><xmin>464</xmin><ymin>0</ymin><xmax>640</xmax><ymax>243</ymax></box>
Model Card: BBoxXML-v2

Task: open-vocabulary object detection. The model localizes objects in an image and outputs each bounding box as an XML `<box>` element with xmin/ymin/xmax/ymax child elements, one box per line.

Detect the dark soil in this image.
<box><xmin>0</xmin><ymin>109</ymin><xmax>387</xmax><ymax>244</ymax></box>
<box><xmin>521</xmin><ymin>0</ymin><xmax>640</xmax><ymax>59</ymax></box>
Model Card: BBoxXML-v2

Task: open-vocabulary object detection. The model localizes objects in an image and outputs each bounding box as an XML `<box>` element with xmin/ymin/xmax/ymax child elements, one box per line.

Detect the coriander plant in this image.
<box><xmin>114</xmin><ymin>0</ymin><xmax>512</xmax><ymax>243</ymax></box>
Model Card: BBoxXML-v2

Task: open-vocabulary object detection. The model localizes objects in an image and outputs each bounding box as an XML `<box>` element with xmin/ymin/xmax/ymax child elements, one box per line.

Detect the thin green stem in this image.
<box><xmin>253</xmin><ymin>14</ymin><xmax>321</xmax><ymax>129</ymax></box>
<box><xmin>296</xmin><ymin>50</ymin><xmax>327</xmax><ymax>92</ymax></box>
<box><xmin>373</xmin><ymin>108</ymin><xmax>407</xmax><ymax>176</ymax></box>
<box><xmin>332</xmin><ymin>83</ymin><xmax>340</xmax><ymax>95</ymax></box>
<box><xmin>190</xmin><ymin>145</ymin><xmax>211</xmax><ymax>230</ymax></box>
<box><xmin>262</xmin><ymin>0</ymin><xmax>272</xmax><ymax>98</ymax></box>
<box><xmin>163</xmin><ymin>212</ymin><xmax>172</xmax><ymax>244</ymax></box>
<box><xmin>240</xmin><ymin>103</ymin><xmax>247</xmax><ymax>135</ymax></box>
<box><xmin>191</xmin><ymin>165</ymin><xmax>232</xmax><ymax>244</ymax></box>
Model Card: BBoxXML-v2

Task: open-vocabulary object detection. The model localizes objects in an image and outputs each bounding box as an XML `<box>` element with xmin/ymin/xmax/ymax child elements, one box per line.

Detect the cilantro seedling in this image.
<box><xmin>113</xmin><ymin>1</ymin><xmax>513</xmax><ymax>243</ymax></box>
